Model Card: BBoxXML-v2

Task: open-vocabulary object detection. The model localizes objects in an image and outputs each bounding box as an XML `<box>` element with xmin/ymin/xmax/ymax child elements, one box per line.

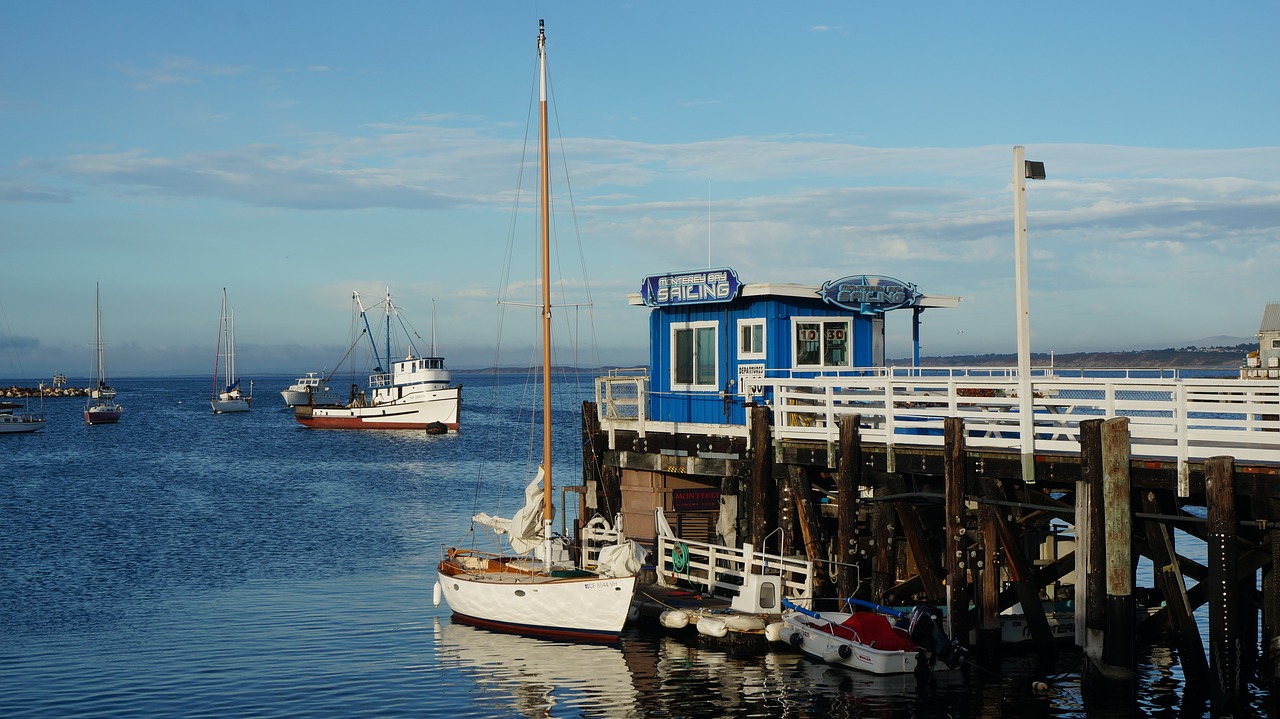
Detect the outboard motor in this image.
<box><xmin>907</xmin><ymin>604</ymin><xmax>969</xmax><ymax>669</ymax></box>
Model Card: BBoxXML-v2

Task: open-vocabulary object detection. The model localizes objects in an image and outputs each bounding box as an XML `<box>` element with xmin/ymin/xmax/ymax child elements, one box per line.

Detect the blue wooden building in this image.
<box><xmin>632</xmin><ymin>267</ymin><xmax>961</xmax><ymax>426</ymax></box>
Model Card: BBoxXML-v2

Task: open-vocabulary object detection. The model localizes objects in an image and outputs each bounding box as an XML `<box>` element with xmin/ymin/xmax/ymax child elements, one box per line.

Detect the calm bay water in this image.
<box><xmin>0</xmin><ymin>374</ymin><xmax>1247</xmax><ymax>718</ymax></box>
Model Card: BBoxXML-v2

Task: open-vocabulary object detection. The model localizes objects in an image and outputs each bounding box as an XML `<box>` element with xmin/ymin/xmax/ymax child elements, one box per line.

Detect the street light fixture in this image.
<box><xmin>1014</xmin><ymin>146</ymin><xmax>1045</xmax><ymax>483</ymax></box>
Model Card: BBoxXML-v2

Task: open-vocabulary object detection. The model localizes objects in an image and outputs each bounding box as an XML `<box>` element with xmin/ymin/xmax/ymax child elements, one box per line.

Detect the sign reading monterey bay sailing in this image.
<box><xmin>819</xmin><ymin>275</ymin><xmax>918</xmax><ymax>314</ymax></box>
<box><xmin>641</xmin><ymin>267</ymin><xmax>741</xmax><ymax>307</ymax></box>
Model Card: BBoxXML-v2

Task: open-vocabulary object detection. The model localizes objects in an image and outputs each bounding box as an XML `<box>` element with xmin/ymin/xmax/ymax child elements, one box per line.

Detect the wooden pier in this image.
<box><xmin>582</xmin><ymin>367</ymin><xmax>1280</xmax><ymax>715</ymax></box>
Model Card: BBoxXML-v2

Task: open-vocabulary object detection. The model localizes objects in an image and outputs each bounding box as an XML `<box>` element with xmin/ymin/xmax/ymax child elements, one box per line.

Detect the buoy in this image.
<box><xmin>789</xmin><ymin>630</ymin><xmax>804</xmax><ymax>647</ymax></box>
<box><xmin>838</xmin><ymin>644</ymin><xmax>852</xmax><ymax>659</ymax></box>
<box><xmin>764</xmin><ymin>621</ymin><xmax>785</xmax><ymax>643</ymax></box>
<box><xmin>696</xmin><ymin>615</ymin><xmax>728</xmax><ymax>638</ymax></box>
<box><xmin>1031</xmin><ymin>680</ymin><xmax>1051</xmax><ymax>694</ymax></box>
<box><xmin>660</xmin><ymin>609</ymin><xmax>690</xmax><ymax>629</ymax></box>
<box><xmin>432</xmin><ymin>581</ymin><xmax>442</xmax><ymax>608</ymax></box>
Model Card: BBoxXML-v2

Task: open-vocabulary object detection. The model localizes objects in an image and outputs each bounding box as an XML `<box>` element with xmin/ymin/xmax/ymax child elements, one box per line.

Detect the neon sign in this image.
<box><xmin>819</xmin><ymin>275</ymin><xmax>918</xmax><ymax>314</ymax></box>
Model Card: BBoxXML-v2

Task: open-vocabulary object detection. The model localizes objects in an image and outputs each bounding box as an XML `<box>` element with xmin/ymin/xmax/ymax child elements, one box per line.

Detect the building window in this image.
<box><xmin>1271</xmin><ymin>338</ymin><xmax>1280</xmax><ymax>350</ymax></box>
<box><xmin>738</xmin><ymin>319</ymin><xmax>766</xmax><ymax>360</ymax></box>
<box><xmin>793</xmin><ymin>318</ymin><xmax>851</xmax><ymax>369</ymax></box>
<box><xmin>672</xmin><ymin>322</ymin><xmax>718</xmax><ymax>390</ymax></box>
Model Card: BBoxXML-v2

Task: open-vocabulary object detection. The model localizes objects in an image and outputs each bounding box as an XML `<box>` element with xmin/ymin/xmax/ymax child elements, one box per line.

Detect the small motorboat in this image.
<box><xmin>778</xmin><ymin>597</ymin><xmax>967</xmax><ymax>675</ymax></box>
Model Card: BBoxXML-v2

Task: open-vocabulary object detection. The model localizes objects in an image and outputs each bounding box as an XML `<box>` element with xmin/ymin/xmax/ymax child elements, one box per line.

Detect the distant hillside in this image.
<box><xmin>897</xmin><ymin>343</ymin><xmax>1255</xmax><ymax>369</ymax></box>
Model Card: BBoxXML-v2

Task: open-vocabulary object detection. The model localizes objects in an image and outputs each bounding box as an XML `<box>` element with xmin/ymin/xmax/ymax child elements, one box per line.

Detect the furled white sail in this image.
<box><xmin>472</xmin><ymin>469</ymin><xmax>551</xmax><ymax>554</ymax></box>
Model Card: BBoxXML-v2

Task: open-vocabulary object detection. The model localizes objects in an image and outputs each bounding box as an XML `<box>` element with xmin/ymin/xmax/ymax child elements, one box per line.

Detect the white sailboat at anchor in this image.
<box><xmin>434</xmin><ymin>21</ymin><xmax>639</xmax><ymax>643</ymax></box>
<box><xmin>84</xmin><ymin>282</ymin><xmax>123</xmax><ymax>425</ymax></box>
<box><xmin>210</xmin><ymin>288</ymin><xmax>252</xmax><ymax>413</ymax></box>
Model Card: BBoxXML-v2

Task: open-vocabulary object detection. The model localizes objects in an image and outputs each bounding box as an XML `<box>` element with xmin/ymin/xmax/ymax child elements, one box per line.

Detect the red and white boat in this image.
<box><xmin>294</xmin><ymin>290</ymin><xmax>460</xmax><ymax>431</ymax></box>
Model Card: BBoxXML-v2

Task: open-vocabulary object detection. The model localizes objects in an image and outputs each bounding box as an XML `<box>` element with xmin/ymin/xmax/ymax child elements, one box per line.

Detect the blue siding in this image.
<box><xmin>646</xmin><ymin>294</ymin><xmax>876</xmax><ymax>425</ymax></box>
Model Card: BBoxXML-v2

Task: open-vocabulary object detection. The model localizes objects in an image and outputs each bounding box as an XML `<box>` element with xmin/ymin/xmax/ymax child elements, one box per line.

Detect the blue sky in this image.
<box><xmin>2</xmin><ymin>1</ymin><xmax>1278</xmax><ymax>379</ymax></box>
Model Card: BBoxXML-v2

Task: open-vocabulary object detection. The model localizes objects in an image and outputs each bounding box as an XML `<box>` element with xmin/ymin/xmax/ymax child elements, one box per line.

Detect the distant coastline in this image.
<box><xmin>891</xmin><ymin>343</ymin><xmax>1253</xmax><ymax>369</ymax></box>
<box><xmin>2</xmin><ymin>345</ymin><xmax>1253</xmax><ymax>390</ymax></box>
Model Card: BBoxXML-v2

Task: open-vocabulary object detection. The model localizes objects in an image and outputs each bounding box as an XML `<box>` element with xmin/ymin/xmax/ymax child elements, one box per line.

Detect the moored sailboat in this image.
<box><xmin>210</xmin><ymin>288</ymin><xmax>252</xmax><ymax>413</ymax></box>
<box><xmin>84</xmin><ymin>282</ymin><xmax>123</xmax><ymax>425</ymax></box>
<box><xmin>434</xmin><ymin>21</ymin><xmax>639</xmax><ymax>643</ymax></box>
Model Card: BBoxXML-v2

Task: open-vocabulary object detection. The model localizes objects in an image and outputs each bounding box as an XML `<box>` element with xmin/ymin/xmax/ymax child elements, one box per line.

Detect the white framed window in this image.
<box><xmin>672</xmin><ymin>321</ymin><xmax>718</xmax><ymax>390</ymax></box>
<box><xmin>792</xmin><ymin>318</ymin><xmax>851</xmax><ymax>369</ymax></box>
<box><xmin>737</xmin><ymin>319</ymin><xmax>766</xmax><ymax>360</ymax></box>
<box><xmin>1271</xmin><ymin>338</ymin><xmax>1280</xmax><ymax>350</ymax></box>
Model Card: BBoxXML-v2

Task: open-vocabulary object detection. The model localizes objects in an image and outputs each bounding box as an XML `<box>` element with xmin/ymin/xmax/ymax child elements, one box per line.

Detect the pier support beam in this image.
<box><xmin>1139</xmin><ymin>489</ymin><xmax>1208</xmax><ymax>687</ymax></box>
<box><xmin>944</xmin><ymin>416</ymin><xmax>973</xmax><ymax>649</ymax></box>
<box><xmin>836</xmin><ymin>415</ymin><xmax>862</xmax><ymax>599</ymax></box>
<box><xmin>1101</xmin><ymin>416</ymin><xmax>1135</xmax><ymax>677</ymax></box>
<box><xmin>748</xmin><ymin>405</ymin><xmax>775</xmax><ymax>551</ymax></box>
<box><xmin>787</xmin><ymin>465</ymin><xmax>828</xmax><ymax>596</ymax></box>
<box><xmin>1078</xmin><ymin>419</ymin><xmax>1106</xmax><ymax>659</ymax></box>
<box><xmin>1207</xmin><ymin>455</ymin><xmax>1241</xmax><ymax>715</ymax></box>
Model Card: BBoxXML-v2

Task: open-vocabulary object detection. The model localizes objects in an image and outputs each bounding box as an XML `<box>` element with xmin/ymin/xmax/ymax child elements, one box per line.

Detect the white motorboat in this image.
<box><xmin>778</xmin><ymin>597</ymin><xmax>967</xmax><ymax>675</ymax></box>
<box><xmin>280</xmin><ymin>372</ymin><xmax>329</xmax><ymax>407</ymax></box>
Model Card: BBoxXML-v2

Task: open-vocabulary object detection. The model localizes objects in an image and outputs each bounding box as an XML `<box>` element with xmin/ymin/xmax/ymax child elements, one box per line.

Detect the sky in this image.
<box><xmin>2</xmin><ymin>1</ymin><xmax>1278</xmax><ymax>379</ymax></box>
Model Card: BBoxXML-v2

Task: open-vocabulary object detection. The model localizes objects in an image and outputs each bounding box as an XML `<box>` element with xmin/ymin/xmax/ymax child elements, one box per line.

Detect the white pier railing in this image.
<box><xmin>597</xmin><ymin>367</ymin><xmax>1280</xmax><ymax>490</ymax></box>
<box><xmin>655</xmin><ymin>529</ymin><xmax>813</xmax><ymax>602</ymax></box>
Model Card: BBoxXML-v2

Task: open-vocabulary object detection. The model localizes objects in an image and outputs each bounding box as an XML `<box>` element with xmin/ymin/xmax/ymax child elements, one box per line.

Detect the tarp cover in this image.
<box><xmin>595</xmin><ymin>539</ymin><xmax>646</xmax><ymax>578</ymax></box>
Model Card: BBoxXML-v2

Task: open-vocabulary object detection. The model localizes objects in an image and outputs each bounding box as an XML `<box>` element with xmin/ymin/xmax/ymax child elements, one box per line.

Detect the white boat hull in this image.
<box><xmin>211</xmin><ymin>397</ymin><xmax>252</xmax><ymax>413</ymax></box>
<box><xmin>437</xmin><ymin>556</ymin><xmax>636</xmax><ymax>642</ymax></box>
<box><xmin>780</xmin><ymin>610</ymin><xmax>923</xmax><ymax>675</ymax></box>
<box><xmin>295</xmin><ymin>386</ymin><xmax>459</xmax><ymax>430</ymax></box>
<box><xmin>0</xmin><ymin>414</ymin><xmax>45</xmax><ymax>434</ymax></box>
<box><xmin>280</xmin><ymin>389</ymin><xmax>310</xmax><ymax>407</ymax></box>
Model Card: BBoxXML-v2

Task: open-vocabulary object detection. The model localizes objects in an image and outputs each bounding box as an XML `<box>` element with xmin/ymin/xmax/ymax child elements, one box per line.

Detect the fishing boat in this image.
<box><xmin>84</xmin><ymin>282</ymin><xmax>123</xmax><ymax>425</ymax></box>
<box><xmin>434</xmin><ymin>21</ymin><xmax>639</xmax><ymax>643</ymax></box>
<box><xmin>280</xmin><ymin>372</ymin><xmax>328</xmax><ymax>407</ymax></box>
<box><xmin>292</xmin><ymin>291</ymin><xmax>459</xmax><ymax>430</ymax></box>
<box><xmin>0</xmin><ymin>403</ymin><xmax>45</xmax><ymax>434</ymax></box>
<box><xmin>778</xmin><ymin>597</ymin><xmax>967</xmax><ymax>675</ymax></box>
<box><xmin>210</xmin><ymin>288</ymin><xmax>252</xmax><ymax>413</ymax></box>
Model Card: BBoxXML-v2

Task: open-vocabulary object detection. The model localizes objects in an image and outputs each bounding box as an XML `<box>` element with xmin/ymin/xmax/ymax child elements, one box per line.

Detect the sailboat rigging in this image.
<box><xmin>84</xmin><ymin>282</ymin><xmax>123</xmax><ymax>424</ymax></box>
<box><xmin>434</xmin><ymin>21</ymin><xmax>640</xmax><ymax>643</ymax></box>
<box><xmin>210</xmin><ymin>288</ymin><xmax>252</xmax><ymax>413</ymax></box>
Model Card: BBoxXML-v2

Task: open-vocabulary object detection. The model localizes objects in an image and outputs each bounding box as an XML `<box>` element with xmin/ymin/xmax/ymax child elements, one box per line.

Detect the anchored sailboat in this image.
<box><xmin>434</xmin><ymin>21</ymin><xmax>639</xmax><ymax>643</ymax></box>
<box><xmin>84</xmin><ymin>282</ymin><xmax>123</xmax><ymax>425</ymax></box>
<box><xmin>210</xmin><ymin>288</ymin><xmax>252</xmax><ymax>413</ymax></box>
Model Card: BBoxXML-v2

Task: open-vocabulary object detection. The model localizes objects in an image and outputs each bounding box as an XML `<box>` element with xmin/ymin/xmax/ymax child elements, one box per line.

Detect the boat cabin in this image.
<box><xmin>629</xmin><ymin>267</ymin><xmax>961</xmax><ymax>426</ymax></box>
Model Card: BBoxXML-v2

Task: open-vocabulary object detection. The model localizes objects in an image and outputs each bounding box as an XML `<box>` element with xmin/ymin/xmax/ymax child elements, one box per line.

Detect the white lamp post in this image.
<box><xmin>1014</xmin><ymin>145</ymin><xmax>1045</xmax><ymax>483</ymax></box>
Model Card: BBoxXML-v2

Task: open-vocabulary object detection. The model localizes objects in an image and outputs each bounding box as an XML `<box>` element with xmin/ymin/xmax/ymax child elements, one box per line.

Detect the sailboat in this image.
<box><xmin>434</xmin><ymin>21</ymin><xmax>639</xmax><ymax>643</ymax></box>
<box><xmin>84</xmin><ymin>282</ymin><xmax>123</xmax><ymax>425</ymax></box>
<box><xmin>210</xmin><ymin>288</ymin><xmax>252</xmax><ymax>413</ymax></box>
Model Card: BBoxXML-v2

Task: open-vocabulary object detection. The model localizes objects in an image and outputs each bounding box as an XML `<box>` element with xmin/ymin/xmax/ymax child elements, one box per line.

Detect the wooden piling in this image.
<box><xmin>787</xmin><ymin>465</ymin><xmax>828</xmax><ymax>595</ymax></box>
<box><xmin>836</xmin><ymin>415</ymin><xmax>861</xmax><ymax>599</ymax></box>
<box><xmin>749</xmin><ymin>405</ymin><xmax>775</xmax><ymax>550</ymax></box>
<box><xmin>1077</xmin><ymin>419</ymin><xmax>1105</xmax><ymax>659</ymax></box>
<box><xmin>943</xmin><ymin>416</ymin><xmax>973</xmax><ymax>649</ymax></box>
<box><xmin>1101</xmin><ymin>416</ymin><xmax>1135</xmax><ymax>675</ymax></box>
<box><xmin>1206</xmin><ymin>455</ymin><xmax>1241</xmax><ymax>713</ymax></box>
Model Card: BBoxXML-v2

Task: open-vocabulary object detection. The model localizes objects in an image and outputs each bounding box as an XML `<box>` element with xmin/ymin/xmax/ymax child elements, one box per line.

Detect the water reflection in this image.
<box><xmin>433</xmin><ymin>620</ymin><xmax>640</xmax><ymax>718</ymax></box>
